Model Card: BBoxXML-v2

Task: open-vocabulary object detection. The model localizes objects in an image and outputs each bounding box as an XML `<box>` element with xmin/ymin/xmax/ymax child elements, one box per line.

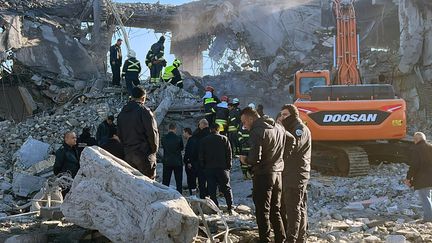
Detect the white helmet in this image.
<box><xmin>248</xmin><ymin>103</ymin><xmax>256</xmax><ymax>109</ymax></box>
<box><xmin>128</xmin><ymin>50</ymin><xmax>136</xmax><ymax>58</ymax></box>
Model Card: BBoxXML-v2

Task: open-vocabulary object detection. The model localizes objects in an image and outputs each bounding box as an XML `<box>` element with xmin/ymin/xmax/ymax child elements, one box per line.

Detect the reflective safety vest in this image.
<box><xmin>127</xmin><ymin>60</ymin><xmax>140</xmax><ymax>72</ymax></box>
<box><xmin>238</xmin><ymin>129</ymin><xmax>250</xmax><ymax>154</ymax></box>
<box><xmin>162</xmin><ymin>65</ymin><xmax>176</xmax><ymax>80</ymax></box>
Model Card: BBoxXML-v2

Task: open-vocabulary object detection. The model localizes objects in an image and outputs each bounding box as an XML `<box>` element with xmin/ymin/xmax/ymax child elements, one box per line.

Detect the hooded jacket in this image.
<box><xmin>246</xmin><ymin>117</ymin><xmax>295</xmax><ymax>175</ymax></box>
<box><xmin>282</xmin><ymin>116</ymin><xmax>311</xmax><ymax>187</ymax></box>
<box><xmin>406</xmin><ymin>140</ymin><xmax>432</xmax><ymax>190</ymax></box>
<box><xmin>117</xmin><ymin>101</ymin><xmax>159</xmax><ymax>157</ymax></box>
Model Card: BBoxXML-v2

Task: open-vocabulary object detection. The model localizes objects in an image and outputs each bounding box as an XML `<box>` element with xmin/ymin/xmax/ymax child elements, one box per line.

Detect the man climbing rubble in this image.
<box><xmin>280</xmin><ymin>104</ymin><xmax>311</xmax><ymax>243</ymax></box>
<box><xmin>215</xmin><ymin>96</ymin><xmax>230</xmax><ymax>135</ymax></box>
<box><xmin>202</xmin><ymin>86</ymin><xmax>219</xmax><ymax>126</ymax></box>
<box><xmin>162</xmin><ymin>58</ymin><xmax>183</xmax><ymax>88</ymax></box>
<box><xmin>240</xmin><ymin>107</ymin><xmax>291</xmax><ymax>243</ymax></box>
<box><xmin>122</xmin><ymin>50</ymin><xmax>141</xmax><ymax>96</ymax></box>
<box><xmin>117</xmin><ymin>87</ymin><xmax>159</xmax><ymax>179</ymax></box>
<box><xmin>146</xmin><ymin>36</ymin><xmax>166</xmax><ymax>84</ymax></box>
<box><xmin>109</xmin><ymin>38</ymin><xmax>122</xmax><ymax>87</ymax></box>
<box><xmin>404</xmin><ymin>132</ymin><xmax>432</xmax><ymax>223</ymax></box>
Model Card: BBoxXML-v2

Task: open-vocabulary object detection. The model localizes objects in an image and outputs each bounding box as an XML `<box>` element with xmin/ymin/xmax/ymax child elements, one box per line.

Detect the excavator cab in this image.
<box><xmin>291</xmin><ymin>70</ymin><xmax>330</xmax><ymax>100</ymax></box>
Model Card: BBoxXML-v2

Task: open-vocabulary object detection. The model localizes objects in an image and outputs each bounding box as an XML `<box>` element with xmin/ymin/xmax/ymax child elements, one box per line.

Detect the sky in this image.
<box><xmin>110</xmin><ymin>0</ymin><xmax>213</xmax><ymax>79</ymax></box>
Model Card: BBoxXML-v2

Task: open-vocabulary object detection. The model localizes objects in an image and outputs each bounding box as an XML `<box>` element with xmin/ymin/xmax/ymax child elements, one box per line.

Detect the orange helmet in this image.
<box><xmin>221</xmin><ymin>96</ymin><xmax>229</xmax><ymax>102</ymax></box>
<box><xmin>205</xmin><ymin>86</ymin><xmax>215</xmax><ymax>92</ymax></box>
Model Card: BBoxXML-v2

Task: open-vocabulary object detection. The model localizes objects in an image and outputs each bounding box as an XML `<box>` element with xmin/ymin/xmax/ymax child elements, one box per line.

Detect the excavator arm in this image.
<box><xmin>333</xmin><ymin>0</ymin><xmax>361</xmax><ymax>85</ymax></box>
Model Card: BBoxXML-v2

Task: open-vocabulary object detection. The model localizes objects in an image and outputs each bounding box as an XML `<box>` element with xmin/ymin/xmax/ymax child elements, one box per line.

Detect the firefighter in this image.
<box><xmin>162</xmin><ymin>58</ymin><xmax>183</xmax><ymax>88</ymax></box>
<box><xmin>202</xmin><ymin>86</ymin><xmax>219</xmax><ymax>126</ymax></box>
<box><xmin>215</xmin><ymin>96</ymin><xmax>230</xmax><ymax>135</ymax></box>
<box><xmin>145</xmin><ymin>36</ymin><xmax>166</xmax><ymax>84</ymax></box>
<box><xmin>228</xmin><ymin>98</ymin><xmax>241</xmax><ymax>156</ymax></box>
<box><xmin>122</xmin><ymin>50</ymin><xmax>141</xmax><ymax>96</ymax></box>
<box><xmin>109</xmin><ymin>38</ymin><xmax>122</xmax><ymax>86</ymax></box>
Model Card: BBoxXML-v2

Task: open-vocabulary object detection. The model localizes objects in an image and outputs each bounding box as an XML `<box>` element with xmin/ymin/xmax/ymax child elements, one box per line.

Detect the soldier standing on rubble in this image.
<box><xmin>117</xmin><ymin>87</ymin><xmax>159</xmax><ymax>179</ymax></box>
<box><xmin>109</xmin><ymin>38</ymin><xmax>122</xmax><ymax>86</ymax></box>
<box><xmin>280</xmin><ymin>104</ymin><xmax>311</xmax><ymax>243</ymax></box>
<box><xmin>240</xmin><ymin>107</ymin><xmax>292</xmax><ymax>243</ymax></box>
<box><xmin>404</xmin><ymin>132</ymin><xmax>432</xmax><ymax>223</ymax></box>
<box><xmin>146</xmin><ymin>36</ymin><xmax>166</xmax><ymax>84</ymax></box>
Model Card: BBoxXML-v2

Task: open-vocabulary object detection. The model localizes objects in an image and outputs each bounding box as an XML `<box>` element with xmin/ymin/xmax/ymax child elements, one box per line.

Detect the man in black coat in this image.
<box><xmin>199</xmin><ymin>123</ymin><xmax>233</xmax><ymax>213</ymax></box>
<box><xmin>240</xmin><ymin>107</ymin><xmax>294</xmax><ymax>243</ymax></box>
<box><xmin>280</xmin><ymin>104</ymin><xmax>311</xmax><ymax>243</ymax></box>
<box><xmin>404</xmin><ymin>132</ymin><xmax>432</xmax><ymax>222</ymax></box>
<box><xmin>117</xmin><ymin>87</ymin><xmax>159</xmax><ymax>179</ymax></box>
<box><xmin>183</xmin><ymin>127</ymin><xmax>197</xmax><ymax>195</ymax></box>
<box><xmin>109</xmin><ymin>38</ymin><xmax>122</xmax><ymax>86</ymax></box>
<box><xmin>162</xmin><ymin>123</ymin><xmax>184</xmax><ymax>193</ymax></box>
<box><xmin>96</xmin><ymin>115</ymin><xmax>116</xmax><ymax>146</ymax></box>
<box><xmin>191</xmin><ymin>119</ymin><xmax>211</xmax><ymax>199</ymax></box>
<box><xmin>54</xmin><ymin>131</ymin><xmax>80</xmax><ymax>178</ymax></box>
<box><xmin>100</xmin><ymin>128</ymin><xmax>125</xmax><ymax>160</ymax></box>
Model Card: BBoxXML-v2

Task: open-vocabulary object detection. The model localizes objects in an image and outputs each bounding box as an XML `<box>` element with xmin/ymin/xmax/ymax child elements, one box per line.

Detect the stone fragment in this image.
<box><xmin>364</xmin><ymin>235</ymin><xmax>381</xmax><ymax>242</ymax></box>
<box><xmin>386</xmin><ymin>235</ymin><xmax>406</xmax><ymax>243</ymax></box>
<box><xmin>12</xmin><ymin>172</ymin><xmax>46</xmax><ymax>197</ymax></box>
<box><xmin>13</xmin><ymin>137</ymin><xmax>50</xmax><ymax>170</ymax></box>
<box><xmin>61</xmin><ymin>147</ymin><xmax>199</xmax><ymax>243</ymax></box>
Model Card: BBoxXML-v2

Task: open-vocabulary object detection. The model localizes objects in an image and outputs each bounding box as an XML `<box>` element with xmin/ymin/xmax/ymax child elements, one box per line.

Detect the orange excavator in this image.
<box><xmin>289</xmin><ymin>0</ymin><xmax>408</xmax><ymax>176</ymax></box>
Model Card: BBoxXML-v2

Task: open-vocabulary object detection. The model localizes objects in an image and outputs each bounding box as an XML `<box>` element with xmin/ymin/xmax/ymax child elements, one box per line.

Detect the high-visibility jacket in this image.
<box><xmin>228</xmin><ymin>107</ymin><xmax>241</xmax><ymax>132</ymax></box>
<box><xmin>238</xmin><ymin>127</ymin><xmax>250</xmax><ymax>156</ymax></box>
<box><xmin>203</xmin><ymin>92</ymin><xmax>220</xmax><ymax>116</ymax></box>
<box><xmin>215</xmin><ymin>102</ymin><xmax>229</xmax><ymax>132</ymax></box>
<box><xmin>122</xmin><ymin>58</ymin><xmax>141</xmax><ymax>79</ymax></box>
<box><xmin>162</xmin><ymin>65</ymin><xmax>183</xmax><ymax>87</ymax></box>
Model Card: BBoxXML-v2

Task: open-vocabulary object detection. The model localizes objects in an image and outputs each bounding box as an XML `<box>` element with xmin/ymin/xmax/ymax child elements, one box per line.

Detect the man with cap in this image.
<box><xmin>228</xmin><ymin>98</ymin><xmax>241</xmax><ymax>156</ymax></box>
<box><xmin>110</xmin><ymin>38</ymin><xmax>123</xmax><ymax>86</ymax></box>
<box><xmin>162</xmin><ymin>59</ymin><xmax>183</xmax><ymax>88</ymax></box>
<box><xmin>117</xmin><ymin>87</ymin><xmax>159</xmax><ymax>179</ymax></box>
<box><xmin>146</xmin><ymin>36</ymin><xmax>166</xmax><ymax>84</ymax></box>
<box><xmin>122</xmin><ymin>50</ymin><xmax>141</xmax><ymax>96</ymax></box>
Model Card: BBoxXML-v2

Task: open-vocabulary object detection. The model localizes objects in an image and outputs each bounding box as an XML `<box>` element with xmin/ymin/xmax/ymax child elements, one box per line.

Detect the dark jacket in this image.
<box><xmin>189</xmin><ymin>127</ymin><xmax>211</xmax><ymax>168</ymax></box>
<box><xmin>117</xmin><ymin>101</ymin><xmax>159</xmax><ymax>159</ymax></box>
<box><xmin>407</xmin><ymin>140</ymin><xmax>432</xmax><ymax>190</ymax></box>
<box><xmin>162</xmin><ymin>131</ymin><xmax>184</xmax><ymax>167</ymax></box>
<box><xmin>282</xmin><ymin>116</ymin><xmax>311</xmax><ymax>187</ymax></box>
<box><xmin>101</xmin><ymin>138</ymin><xmax>125</xmax><ymax>160</ymax></box>
<box><xmin>246</xmin><ymin>117</ymin><xmax>294</xmax><ymax>175</ymax></box>
<box><xmin>199</xmin><ymin>132</ymin><xmax>232</xmax><ymax>170</ymax></box>
<box><xmin>77</xmin><ymin>131</ymin><xmax>97</xmax><ymax>155</ymax></box>
<box><xmin>96</xmin><ymin>121</ymin><xmax>116</xmax><ymax>146</ymax></box>
<box><xmin>228</xmin><ymin>107</ymin><xmax>241</xmax><ymax>132</ymax></box>
<box><xmin>109</xmin><ymin>44</ymin><xmax>122</xmax><ymax>65</ymax></box>
<box><xmin>146</xmin><ymin>39</ymin><xmax>165</xmax><ymax>64</ymax></box>
<box><xmin>238</xmin><ymin>127</ymin><xmax>250</xmax><ymax>156</ymax></box>
<box><xmin>54</xmin><ymin>143</ymin><xmax>80</xmax><ymax>177</ymax></box>
<box><xmin>122</xmin><ymin>57</ymin><xmax>141</xmax><ymax>80</ymax></box>
<box><xmin>184</xmin><ymin>136</ymin><xmax>197</xmax><ymax>166</ymax></box>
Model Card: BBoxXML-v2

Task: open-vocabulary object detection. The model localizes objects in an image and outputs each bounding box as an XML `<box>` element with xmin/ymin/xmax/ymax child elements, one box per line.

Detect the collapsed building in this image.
<box><xmin>1</xmin><ymin>0</ymin><xmax>432</xmax><ymax>242</ymax></box>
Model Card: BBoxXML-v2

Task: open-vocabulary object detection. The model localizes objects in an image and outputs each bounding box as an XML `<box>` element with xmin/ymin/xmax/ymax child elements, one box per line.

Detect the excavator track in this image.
<box><xmin>312</xmin><ymin>143</ymin><xmax>370</xmax><ymax>177</ymax></box>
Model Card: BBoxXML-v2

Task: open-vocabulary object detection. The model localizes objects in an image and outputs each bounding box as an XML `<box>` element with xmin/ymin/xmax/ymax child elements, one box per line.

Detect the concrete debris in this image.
<box><xmin>12</xmin><ymin>172</ymin><xmax>46</xmax><ymax>197</ymax></box>
<box><xmin>61</xmin><ymin>147</ymin><xmax>199</xmax><ymax>243</ymax></box>
<box><xmin>13</xmin><ymin>138</ymin><xmax>50</xmax><ymax>171</ymax></box>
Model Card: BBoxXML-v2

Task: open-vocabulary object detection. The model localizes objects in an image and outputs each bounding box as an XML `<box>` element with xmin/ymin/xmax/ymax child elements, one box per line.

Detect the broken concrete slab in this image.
<box><xmin>13</xmin><ymin>137</ymin><xmax>50</xmax><ymax>170</ymax></box>
<box><xmin>61</xmin><ymin>146</ymin><xmax>199</xmax><ymax>243</ymax></box>
<box><xmin>12</xmin><ymin>172</ymin><xmax>46</xmax><ymax>197</ymax></box>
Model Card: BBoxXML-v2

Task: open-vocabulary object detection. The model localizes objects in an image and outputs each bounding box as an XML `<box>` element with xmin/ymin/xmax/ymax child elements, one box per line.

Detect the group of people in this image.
<box><xmin>52</xmin><ymin>80</ymin><xmax>432</xmax><ymax>243</ymax></box>
<box><xmin>109</xmin><ymin>37</ymin><xmax>183</xmax><ymax>96</ymax></box>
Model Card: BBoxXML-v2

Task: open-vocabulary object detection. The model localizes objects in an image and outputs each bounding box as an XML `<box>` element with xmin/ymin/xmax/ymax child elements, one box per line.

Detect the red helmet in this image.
<box><xmin>221</xmin><ymin>96</ymin><xmax>229</xmax><ymax>102</ymax></box>
<box><xmin>205</xmin><ymin>86</ymin><xmax>215</xmax><ymax>92</ymax></box>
